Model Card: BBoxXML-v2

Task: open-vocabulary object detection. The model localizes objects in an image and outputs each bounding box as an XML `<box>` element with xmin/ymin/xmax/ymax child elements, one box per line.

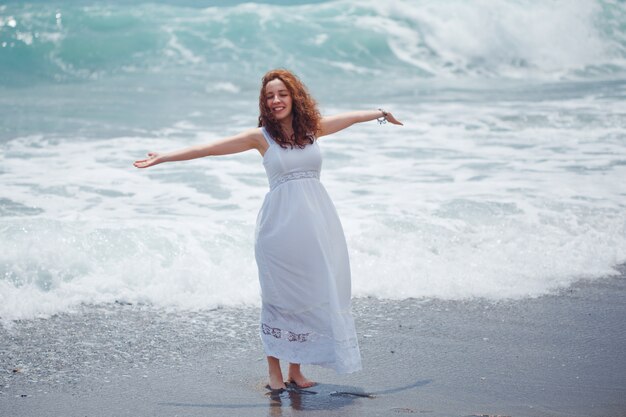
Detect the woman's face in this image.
<box><xmin>265</xmin><ymin>78</ymin><xmax>292</xmax><ymax>122</ymax></box>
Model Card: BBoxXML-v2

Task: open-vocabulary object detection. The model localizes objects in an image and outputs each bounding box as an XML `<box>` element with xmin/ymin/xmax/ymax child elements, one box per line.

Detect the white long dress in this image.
<box><xmin>255</xmin><ymin>127</ymin><xmax>362</xmax><ymax>374</ymax></box>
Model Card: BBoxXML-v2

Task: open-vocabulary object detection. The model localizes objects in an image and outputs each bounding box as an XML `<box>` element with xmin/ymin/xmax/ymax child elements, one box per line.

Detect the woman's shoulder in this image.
<box><xmin>227</xmin><ymin>127</ymin><xmax>268</xmax><ymax>152</ymax></box>
<box><xmin>247</xmin><ymin>127</ymin><xmax>271</xmax><ymax>149</ymax></box>
<box><xmin>238</xmin><ymin>127</ymin><xmax>266</xmax><ymax>140</ymax></box>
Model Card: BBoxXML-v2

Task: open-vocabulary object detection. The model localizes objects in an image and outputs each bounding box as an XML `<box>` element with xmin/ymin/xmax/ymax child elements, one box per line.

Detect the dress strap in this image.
<box><xmin>260</xmin><ymin>127</ymin><xmax>275</xmax><ymax>147</ymax></box>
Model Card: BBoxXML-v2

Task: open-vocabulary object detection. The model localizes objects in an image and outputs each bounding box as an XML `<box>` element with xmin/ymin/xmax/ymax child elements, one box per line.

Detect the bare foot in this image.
<box><xmin>287</xmin><ymin>366</ymin><xmax>316</xmax><ymax>388</ymax></box>
<box><xmin>268</xmin><ymin>373</ymin><xmax>287</xmax><ymax>390</ymax></box>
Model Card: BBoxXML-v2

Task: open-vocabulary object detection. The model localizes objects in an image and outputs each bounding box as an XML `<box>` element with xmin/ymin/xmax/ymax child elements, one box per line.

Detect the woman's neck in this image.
<box><xmin>280</xmin><ymin>117</ymin><xmax>294</xmax><ymax>138</ymax></box>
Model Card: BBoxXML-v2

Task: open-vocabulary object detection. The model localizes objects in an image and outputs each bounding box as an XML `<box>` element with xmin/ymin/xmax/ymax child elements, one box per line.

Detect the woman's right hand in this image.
<box><xmin>133</xmin><ymin>152</ymin><xmax>162</xmax><ymax>169</ymax></box>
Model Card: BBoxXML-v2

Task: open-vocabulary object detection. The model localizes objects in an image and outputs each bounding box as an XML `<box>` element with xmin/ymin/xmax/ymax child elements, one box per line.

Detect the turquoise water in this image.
<box><xmin>2</xmin><ymin>0</ymin><xmax>625</xmax><ymax>138</ymax></box>
<box><xmin>1</xmin><ymin>0</ymin><xmax>626</xmax><ymax>321</ymax></box>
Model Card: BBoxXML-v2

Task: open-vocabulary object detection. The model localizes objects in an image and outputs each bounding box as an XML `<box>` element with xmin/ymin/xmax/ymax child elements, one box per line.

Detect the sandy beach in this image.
<box><xmin>2</xmin><ymin>269</ymin><xmax>625</xmax><ymax>417</ymax></box>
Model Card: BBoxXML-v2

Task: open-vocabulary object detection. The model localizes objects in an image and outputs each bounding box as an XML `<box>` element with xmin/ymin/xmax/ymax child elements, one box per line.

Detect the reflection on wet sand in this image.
<box><xmin>159</xmin><ymin>379</ymin><xmax>431</xmax><ymax>416</ymax></box>
<box><xmin>267</xmin><ymin>380</ymin><xmax>431</xmax><ymax>416</ymax></box>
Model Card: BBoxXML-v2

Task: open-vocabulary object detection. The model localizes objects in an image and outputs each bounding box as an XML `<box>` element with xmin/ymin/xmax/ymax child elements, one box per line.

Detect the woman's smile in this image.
<box><xmin>272</xmin><ymin>105</ymin><xmax>286</xmax><ymax>114</ymax></box>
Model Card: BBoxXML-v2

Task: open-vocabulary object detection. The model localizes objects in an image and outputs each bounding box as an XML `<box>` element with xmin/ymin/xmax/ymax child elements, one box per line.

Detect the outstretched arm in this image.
<box><xmin>133</xmin><ymin>128</ymin><xmax>265</xmax><ymax>169</ymax></box>
<box><xmin>319</xmin><ymin>109</ymin><xmax>403</xmax><ymax>137</ymax></box>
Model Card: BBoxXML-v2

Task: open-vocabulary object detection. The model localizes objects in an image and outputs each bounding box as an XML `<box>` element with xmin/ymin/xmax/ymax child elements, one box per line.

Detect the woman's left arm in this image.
<box><xmin>318</xmin><ymin>109</ymin><xmax>403</xmax><ymax>137</ymax></box>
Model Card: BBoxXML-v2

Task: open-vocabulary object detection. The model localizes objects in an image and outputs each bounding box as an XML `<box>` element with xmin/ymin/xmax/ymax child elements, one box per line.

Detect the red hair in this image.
<box><xmin>258</xmin><ymin>69</ymin><xmax>322</xmax><ymax>149</ymax></box>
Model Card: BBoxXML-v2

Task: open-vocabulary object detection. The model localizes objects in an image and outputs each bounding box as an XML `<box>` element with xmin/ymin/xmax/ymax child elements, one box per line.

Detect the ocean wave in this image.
<box><xmin>0</xmin><ymin>0</ymin><xmax>624</xmax><ymax>87</ymax></box>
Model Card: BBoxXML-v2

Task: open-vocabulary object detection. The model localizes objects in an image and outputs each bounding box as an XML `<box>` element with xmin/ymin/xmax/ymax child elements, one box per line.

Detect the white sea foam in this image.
<box><xmin>356</xmin><ymin>0</ymin><xmax>619</xmax><ymax>79</ymax></box>
<box><xmin>164</xmin><ymin>30</ymin><xmax>203</xmax><ymax>65</ymax></box>
<box><xmin>1</xmin><ymin>87</ymin><xmax>625</xmax><ymax>322</ymax></box>
<box><xmin>206</xmin><ymin>82</ymin><xmax>241</xmax><ymax>94</ymax></box>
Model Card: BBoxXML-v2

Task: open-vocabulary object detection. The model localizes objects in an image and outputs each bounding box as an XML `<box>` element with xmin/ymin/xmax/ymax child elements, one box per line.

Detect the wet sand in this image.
<box><xmin>2</xmin><ymin>271</ymin><xmax>625</xmax><ymax>417</ymax></box>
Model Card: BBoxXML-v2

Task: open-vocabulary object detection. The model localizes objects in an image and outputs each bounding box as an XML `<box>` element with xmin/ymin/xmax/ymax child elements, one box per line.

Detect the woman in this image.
<box><xmin>134</xmin><ymin>69</ymin><xmax>402</xmax><ymax>391</ymax></box>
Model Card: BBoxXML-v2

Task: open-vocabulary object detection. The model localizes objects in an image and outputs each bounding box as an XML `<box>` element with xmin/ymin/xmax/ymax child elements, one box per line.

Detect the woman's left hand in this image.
<box><xmin>385</xmin><ymin>112</ymin><xmax>403</xmax><ymax>125</ymax></box>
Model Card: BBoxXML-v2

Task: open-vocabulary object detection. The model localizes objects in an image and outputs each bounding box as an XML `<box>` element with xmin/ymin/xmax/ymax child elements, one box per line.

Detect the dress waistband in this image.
<box><xmin>270</xmin><ymin>170</ymin><xmax>320</xmax><ymax>190</ymax></box>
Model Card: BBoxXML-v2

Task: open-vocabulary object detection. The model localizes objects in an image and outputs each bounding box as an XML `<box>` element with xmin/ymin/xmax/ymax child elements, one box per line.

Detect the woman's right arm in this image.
<box><xmin>133</xmin><ymin>128</ymin><xmax>265</xmax><ymax>169</ymax></box>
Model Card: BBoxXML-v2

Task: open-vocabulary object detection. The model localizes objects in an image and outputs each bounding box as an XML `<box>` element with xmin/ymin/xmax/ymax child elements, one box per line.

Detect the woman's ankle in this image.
<box><xmin>267</xmin><ymin>356</ymin><xmax>286</xmax><ymax>389</ymax></box>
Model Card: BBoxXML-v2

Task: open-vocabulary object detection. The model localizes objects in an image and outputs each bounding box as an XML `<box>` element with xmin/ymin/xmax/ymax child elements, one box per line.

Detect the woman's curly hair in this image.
<box><xmin>258</xmin><ymin>69</ymin><xmax>322</xmax><ymax>149</ymax></box>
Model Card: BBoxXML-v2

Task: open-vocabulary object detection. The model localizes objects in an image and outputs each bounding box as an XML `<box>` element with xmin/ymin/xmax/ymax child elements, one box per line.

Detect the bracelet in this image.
<box><xmin>377</xmin><ymin>108</ymin><xmax>388</xmax><ymax>124</ymax></box>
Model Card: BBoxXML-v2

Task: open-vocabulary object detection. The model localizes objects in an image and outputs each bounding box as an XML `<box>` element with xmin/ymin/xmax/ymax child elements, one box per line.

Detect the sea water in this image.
<box><xmin>1</xmin><ymin>0</ymin><xmax>625</xmax><ymax>322</ymax></box>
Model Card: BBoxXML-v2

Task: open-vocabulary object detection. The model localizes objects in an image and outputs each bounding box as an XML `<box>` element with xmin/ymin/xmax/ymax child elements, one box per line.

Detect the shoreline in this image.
<box><xmin>1</xmin><ymin>273</ymin><xmax>625</xmax><ymax>417</ymax></box>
